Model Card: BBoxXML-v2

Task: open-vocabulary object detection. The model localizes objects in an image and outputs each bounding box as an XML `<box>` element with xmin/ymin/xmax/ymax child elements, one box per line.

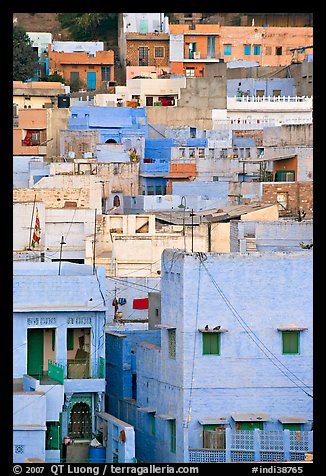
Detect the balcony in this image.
<box><xmin>29</xmin><ymin>358</ymin><xmax>105</xmax><ymax>385</ymax></box>
<box><xmin>189</xmin><ymin>429</ymin><xmax>313</xmax><ymax>463</ymax></box>
<box><xmin>184</xmin><ymin>52</ymin><xmax>219</xmax><ymax>61</ymax></box>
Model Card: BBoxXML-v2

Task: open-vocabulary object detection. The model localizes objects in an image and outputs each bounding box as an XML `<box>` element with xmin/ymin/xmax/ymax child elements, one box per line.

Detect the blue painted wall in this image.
<box><xmin>106</xmin><ymin>250</ymin><xmax>313</xmax><ymax>462</ymax></box>
<box><xmin>228</xmin><ymin>78</ymin><xmax>295</xmax><ymax>97</ymax></box>
<box><xmin>68</xmin><ymin>106</ymin><xmax>148</xmax><ymax>143</ymax></box>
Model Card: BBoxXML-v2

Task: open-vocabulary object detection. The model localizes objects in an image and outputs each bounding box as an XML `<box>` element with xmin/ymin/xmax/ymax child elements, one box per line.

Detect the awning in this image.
<box><xmin>198</xmin><ymin>327</ymin><xmax>228</xmax><ymax>333</ymax></box>
<box><xmin>155</xmin><ymin>324</ymin><xmax>176</xmax><ymax>330</ymax></box>
<box><xmin>231</xmin><ymin>412</ymin><xmax>271</xmax><ymax>422</ymax></box>
<box><xmin>278</xmin><ymin>416</ymin><xmax>308</xmax><ymax>424</ymax></box>
<box><xmin>163</xmin><ymin>173</ymin><xmax>194</xmax><ymax>179</ymax></box>
<box><xmin>198</xmin><ymin>418</ymin><xmax>229</xmax><ymax>425</ymax></box>
<box><xmin>277</xmin><ymin>325</ymin><xmax>308</xmax><ymax>331</ymax></box>
<box><xmin>137</xmin><ymin>407</ymin><xmax>156</xmax><ymax>413</ymax></box>
<box><xmin>156</xmin><ymin>414</ymin><xmax>176</xmax><ymax>420</ymax></box>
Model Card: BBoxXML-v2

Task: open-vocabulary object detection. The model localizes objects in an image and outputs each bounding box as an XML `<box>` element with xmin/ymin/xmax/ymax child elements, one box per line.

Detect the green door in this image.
<box><xmin>27</xmin><ymin>328</ymin><xmax>44</xmax><ymax>379</ymax></box>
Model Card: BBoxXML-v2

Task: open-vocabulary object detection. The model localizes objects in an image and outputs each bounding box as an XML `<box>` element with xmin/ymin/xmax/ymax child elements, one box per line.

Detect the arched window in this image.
<box><xmin>105</xmin><ymin>139</ymin><xmax>117</xmax><ymax>143</ymax></box>
<box><xmin>113</xmin><ymin>195</ymin><xmax>120</xmax><ymax>207</ymax></box>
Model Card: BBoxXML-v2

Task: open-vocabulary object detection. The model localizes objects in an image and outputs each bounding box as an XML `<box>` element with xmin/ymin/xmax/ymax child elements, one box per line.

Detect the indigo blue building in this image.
<box><xmin>105</xmin><ymin>249</ymin><xmax>313</xmax><ymax>463</ymax></box>
<box><xmin>68</xmin><ymin>106</ymin><xmax>148</xmax><ymax>160</ymax></box>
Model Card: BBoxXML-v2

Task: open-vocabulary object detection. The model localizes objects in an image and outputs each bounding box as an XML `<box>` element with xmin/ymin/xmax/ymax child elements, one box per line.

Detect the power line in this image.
<box><xmin>196</xmin><ymin>253</ymin><xmax>313</xmax><ymax>398</ymax></box>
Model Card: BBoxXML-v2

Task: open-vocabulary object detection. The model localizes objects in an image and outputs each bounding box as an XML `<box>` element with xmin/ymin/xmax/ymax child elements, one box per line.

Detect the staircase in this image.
<box><xmin>245</xmin><ymin>235</ymin><xmax>257</xmax><ymax>252</ymax></box>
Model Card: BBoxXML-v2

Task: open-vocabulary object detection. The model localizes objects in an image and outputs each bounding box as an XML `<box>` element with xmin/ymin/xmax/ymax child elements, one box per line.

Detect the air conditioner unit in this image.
<box><xmin>194</xmin><ymin>52</ymin><xmax>201</xmax><ymax>59</ymax></box>
<box><xmin>68</xmin><ymin>151</ymin><xmax>76</xmax><ymax>159</ymax></box>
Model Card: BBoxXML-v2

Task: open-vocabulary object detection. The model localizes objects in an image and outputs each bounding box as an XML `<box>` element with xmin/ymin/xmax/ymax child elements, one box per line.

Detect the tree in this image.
<box><xmin>58</xmin><ymin>13</ymin><xmax>117</xmax><ymax>41</ymax></box>
<box><xmin>13</xmin><ymin>26</ymin><xmax>39</xmax><ymax>81</ymax></box>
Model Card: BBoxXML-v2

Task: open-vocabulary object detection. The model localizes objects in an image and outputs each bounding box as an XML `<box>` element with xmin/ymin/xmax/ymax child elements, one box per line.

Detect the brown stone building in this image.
<box><xmin>125</xmin><ymin>32</ymin><xmax>170</xmax><ymax>68</ymax></box>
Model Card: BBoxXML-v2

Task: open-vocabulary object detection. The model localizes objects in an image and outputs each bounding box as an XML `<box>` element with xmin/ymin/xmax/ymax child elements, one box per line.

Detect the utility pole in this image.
<box><xmin>58</xmin><ymin>236</ymin><xmax>66</xmax><ymax>276</ymax></box>
<box><xmin>190</xmin><ymin>209</ymin><xmax>194</xmax><ymax>252</ymax></box>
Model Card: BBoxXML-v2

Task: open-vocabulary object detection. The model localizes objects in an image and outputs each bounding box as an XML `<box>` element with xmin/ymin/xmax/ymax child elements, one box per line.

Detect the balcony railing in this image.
<box><xmin>28</xmin><ymin>358</ymin><xmax>105</xmax><ymax>384</ymax></box>
<box><xmin>189</xmin><ymin>429</ymin><xmax>313</xmax><ymax>463</ymax></box>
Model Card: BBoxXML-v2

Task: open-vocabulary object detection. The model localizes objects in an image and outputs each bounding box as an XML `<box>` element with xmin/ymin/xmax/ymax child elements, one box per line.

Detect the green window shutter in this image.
<box><xmin>282</xmin><ymin>331</ymin><xmax>299</xmax><ymax>354</ymax></box>
<box><xmin>203</xmin><ymin>333</ymin><xmax>220</xmax><ymax>355</ymax></box>
<box><xmin>283</xmin><ymin>423</ymin><xmax>301</xmax><ymax>431</ymax></box>
<box><xmin>239</xmin><ymin>421</ymin><xmax>263</xmax><ymax>431</ymax></box>
<box><xmin>170</xmin><ymin>420</ymin><xmax>176</xmax><ymax>453</ymax></box>
<box><xmin>67</xmin><ymin>329</ymin><xmax>74</xmax><ymax>350</ymax></box>
<box><xmin>150</xmin><ymin>413</ymin><xmax>156</xmax><ymax>435</ymax></box>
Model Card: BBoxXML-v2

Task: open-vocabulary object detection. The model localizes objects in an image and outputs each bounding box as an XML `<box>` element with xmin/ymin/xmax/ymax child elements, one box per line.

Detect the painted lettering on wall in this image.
<box><xmin>66</xmin><ymin>317</ymin><xmax>92</xmax><ymax>325</ymax></box>
<box><xmin>27</xmin><ymin>317</ymin><xmax>57</xmax><ymax>326</ymax></box>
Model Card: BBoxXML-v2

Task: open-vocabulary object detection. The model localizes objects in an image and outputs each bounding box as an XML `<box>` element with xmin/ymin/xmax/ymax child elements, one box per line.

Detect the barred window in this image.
<box><xmin>155</xmin><ymin>47</ymin><xmax>164</xmax><ymax>58</ymax></box>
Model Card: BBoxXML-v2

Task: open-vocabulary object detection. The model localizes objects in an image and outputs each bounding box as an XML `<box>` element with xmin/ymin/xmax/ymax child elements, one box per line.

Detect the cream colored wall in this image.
<box><xmin>43</xmin><ymin>329</ymin><xmax>56</xmax><ymax>371</ymax></box>
<box><xmin>240</xmin><ymin>204</ymin><xmax>279</xmax><ymax>221</ymax></box>
<box><xmin>13</xmin><ymin>96</ymin><xmax>53</xmax><ymax>109</ymax></box>
<box><xmin>210</xmin><ymin>222</ymin><xmax>231</xmax><ymax>253</ymax></box>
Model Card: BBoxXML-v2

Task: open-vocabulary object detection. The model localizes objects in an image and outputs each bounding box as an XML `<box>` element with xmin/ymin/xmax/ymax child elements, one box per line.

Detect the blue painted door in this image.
<box><xmin>87</xmin><ymin>72</ymin><xmax>96</xmax><ymax>90</ymax></box>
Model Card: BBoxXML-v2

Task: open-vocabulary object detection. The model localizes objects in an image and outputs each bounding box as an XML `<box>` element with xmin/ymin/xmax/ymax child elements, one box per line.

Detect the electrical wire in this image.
<box><xmin>196</xmin><ymin>253</ymin><xmax>313</xmax><ymax>398</ymax></box>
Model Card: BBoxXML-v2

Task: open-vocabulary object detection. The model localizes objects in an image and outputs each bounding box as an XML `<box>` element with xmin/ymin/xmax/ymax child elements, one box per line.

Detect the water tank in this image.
<box><xmin>88</xmin><ymin>446</ymin><xmax>106</xmax><ymax>463</ymax></box>
<box><xmin>58</xmin><ymin>94</ymin><xmax>70</xmax><ymax>108</ymax></box>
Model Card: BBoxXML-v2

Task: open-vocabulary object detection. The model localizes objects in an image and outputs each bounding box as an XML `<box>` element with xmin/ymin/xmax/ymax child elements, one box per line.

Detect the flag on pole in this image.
<box><xmin>31</xmin><ymin>207</ymin><xmax>41</xmax><ymax>248</ymax></box>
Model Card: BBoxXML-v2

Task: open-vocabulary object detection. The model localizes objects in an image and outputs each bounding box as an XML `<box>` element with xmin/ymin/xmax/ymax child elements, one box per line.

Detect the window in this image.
<box><xmin>170</xmin><ymin>419</ymin><xmax>176</xmax><ymax>453</ymax></box>
<box><xmin>155</xmin><ymin>185</ymin><xmax>162</xmax><ymax>195</ymax></box>
<box><xmin>256</xmin><ymin>90</ymin><xmax>265</xmax><ymax>97</ymax></box>
<box><xmin>272</xmin><ymin>90</ymin><xmax>281</xmax><ymax>97</ymax></box>
<box><xmin>67</xmin><ymin>329</ymin><xmax>74</xmax><ymax>350</ymax></box>
<box><xmin>203</xmin><ymin>332</ymin><xmax>220</xmax><ymax>355</ymax></box>
<box><xmin>276</xmin><ymin>46</ymin><xmax>283</xmax><ymax>56</ymax></box>
<box><xmin>150</xmin><ymin>413</ymin><xmax>156</xmax><ymax>435</ymax></box>
<box><xmin>168</xmin><ymin>330</ymin><xmax>176</xmax><ymax>359</ymax></box>
<box><xmin>113</xmin><ymin>195</ymin><xmax>120</xmax><ymax>207</ymax></box>
<box><xmin>283</xmin><ymin>423</ymin><xmax>302</xmax><ymax>431</ymax></box>
<box><xmin>253</xmin><ymin>45</ymin><xmax>261</xmax><ymax>55</ymax></box>
<box><xmin>265</xmin><ymin>46</ymin><xmax>272</xmax><ymax>55</ymax></box>
<box><xmin>236</xmin><ymin>421</ymin><xmax>263</xmax><ymax>431</ymax></box>
<box><xmin>139</xmin><ymin>47</ymin><xmax>148</xmax><ymax>66</ymax></box>
<box><xmin>282</xmin><ymin>331</ymin><xmax>300</xmax><ymax>354</ymax></box>
<box><xmin>244</xmin><ymin>45</ymin><xmax>251</xmax><ymax>55</ymax></box>
<box><xmin>277</xmin><ymin>192</ymin><xmax>288</xmax><ymax>211</ymax></box>
<box><xmin>186</xmin><ymin>68</ymin><xmax>195</xmax><ymax>77</ymax></box>
<box><xmin>101</xmin><ymin>66</ymin><xmax>111</xmax><ymax>81</ymax></box>
<box><xmin>275</xmin><ymin>170</ymin><xmax>295</xmax><ymax>182</ymax></box>
<box><xmin>70</xmin><ymin>72</ymin><xmax>79</xmax><ymax>82</ymax></box>
<box><xmin>224</xmin><ymin>45</ymin><xmax>232</xmax><ymax>56</ymax></box>
<box><xmin>155</xmin><ymin>47</ymin><xmax>164</xmax><ymax>58</ymax></box>
<box><xmin>146</xmin><ymin>96</ymin><xmax>153</xmax><ymax>106</ymax></box>
<box><xmin>147</xmin><ymin>185</ymin><xmax>154</xmax><ymax>195</ymax></box>
<box><xmin>132</xmin><ymin>373</ymin><xmax>137</xmax><ymax>400</ymax></box>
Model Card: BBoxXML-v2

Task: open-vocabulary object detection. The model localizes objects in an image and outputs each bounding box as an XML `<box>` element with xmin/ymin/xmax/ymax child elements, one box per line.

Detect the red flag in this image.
<box><xmin>132</xmin><ymin>298</ymin><xmax>148</xmax><ymax>310</ymax></box>
<box><xmin>31</xmin><ymin>207</ymin><xmax>41</xmax><ymax>248</ymax></box>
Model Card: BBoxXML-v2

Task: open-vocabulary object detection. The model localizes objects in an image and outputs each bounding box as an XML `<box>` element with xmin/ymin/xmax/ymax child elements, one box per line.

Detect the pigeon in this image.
<box><xmin>205</xmin><ymin>325</ymin><xmax>209</xmax><ymax>330</ymax></box>
<box><xmin>213</xmin><ymin>326</ymin><xmax>221</xmax><ymax>330</ymax></box>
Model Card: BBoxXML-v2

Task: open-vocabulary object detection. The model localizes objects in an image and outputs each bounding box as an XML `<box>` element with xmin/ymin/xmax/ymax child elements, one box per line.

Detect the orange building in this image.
<box><xmin>169</xmin><ymin>24</ymin><xmax>313</xmax><ymax>76</ymax></box>
<box><xmin>13</xmin><ymin>108</ymin><xmax>48</xmax><ymax>156</ymax></box>
<box><xmin>164</xmin><ymin>162</ymin><xmax>198</xmax><ymax>194</ymax></box>
<box><xmin>48</xmin><ymin>44</ymin><xmax>115</xmax><ymax>91</ymax></box>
